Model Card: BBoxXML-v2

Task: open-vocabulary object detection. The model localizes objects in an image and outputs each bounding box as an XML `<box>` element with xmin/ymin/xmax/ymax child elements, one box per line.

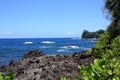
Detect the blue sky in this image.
<box><xmin>0</xmin><ymin>0</ymin><xmax>110</xmax><ymax>38</ymax></box>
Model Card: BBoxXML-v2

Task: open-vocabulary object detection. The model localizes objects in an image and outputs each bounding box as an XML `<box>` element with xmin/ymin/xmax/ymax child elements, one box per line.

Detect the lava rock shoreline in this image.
<box><xmin>0</xmin><ymin>50</ymin><xmax>94</xmax><ymax>80</ymax></box>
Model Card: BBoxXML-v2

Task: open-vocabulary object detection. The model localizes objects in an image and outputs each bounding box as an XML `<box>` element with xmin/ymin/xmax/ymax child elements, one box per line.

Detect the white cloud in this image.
<box><xmin>0</xmin><ymin>32</ymin><xmax>12</xmax><ymax>35</ymax></box>
<box><xmin>7</xmin><ymin>32</ymin><xmax>11</xmax><ymax>34</ymax></box>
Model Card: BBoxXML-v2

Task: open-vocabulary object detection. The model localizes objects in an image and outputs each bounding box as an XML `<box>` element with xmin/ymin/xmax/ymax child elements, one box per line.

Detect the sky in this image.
<box><xmin>0</xmin><ymin>0</ymin><xmax>110</xmax><ymax>38</ymax></box>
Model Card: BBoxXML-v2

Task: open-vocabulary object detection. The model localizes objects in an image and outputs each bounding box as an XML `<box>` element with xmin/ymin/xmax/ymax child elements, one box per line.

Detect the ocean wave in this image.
<box><xmin>58</xmin><ymin>49</ymin><xmax>69</xmax><ymax>52</ymax></box>
<box><xmin>41</xmin><ymin>41</ymin><xmax>55</xmax><ymax>44</ymax></box>
<box><xmin>61</xmin><ymin>45</ymin><xmax>79</xmax><ymax>49</ymax></box>
<box><xmin>24</xmin><ymin>42</ymin><xmax>33</xmax><ymax>44</ymax></box>
<box><xmin>39</xmin><ymin>46</ymin><xmax>53</xmax><ymax>48</ymax></box>
<box><xmin>58</xmin><ymin>49</ymin><xmax>65</xmax><ymax>52</ymax></box>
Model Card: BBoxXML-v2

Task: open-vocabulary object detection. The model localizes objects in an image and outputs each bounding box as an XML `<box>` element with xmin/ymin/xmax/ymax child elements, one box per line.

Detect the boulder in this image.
<box><xmin>23</xmin><ymin>50</ymin><xmax>44</xmax><ymax>58</ymax></box>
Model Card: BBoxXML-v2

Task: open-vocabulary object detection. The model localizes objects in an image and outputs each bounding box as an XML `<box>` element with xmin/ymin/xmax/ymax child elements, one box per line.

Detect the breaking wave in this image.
<box><xmin>61</xmin><ymin>45</ymin><xmax>79</xmax><ymax>49</ymax></box>
<box><xmin>58</xmin><ymin>49</ymin><xmax>69</xmax><ymax>52</ymax></box>
<box><xmin>24</xmin><ymin>42</ymin><xmax>33</xmax><ymax>44</ymax></box>
<box><xmin>41</xmin><ymin>41</ymin><xmax>55</xmax><ymax>44</ymax></box>
<box><xmin>39</xmin><ymin>46</ymin><xmax>53</xmax><ymax>48</ymax></box>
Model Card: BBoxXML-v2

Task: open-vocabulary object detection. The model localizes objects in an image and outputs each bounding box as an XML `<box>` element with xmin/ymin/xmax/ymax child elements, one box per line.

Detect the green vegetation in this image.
<box><xmin>79</xmin><ymin>0</ymin><xmax>120</xmax><ymax>80</ymax></box>
<box><xmin>59</xmin><ymin>77</ymin><xmax>67</xmax><ymax>80</ymax></box>
<box><xmin>79</xmin><ymin>36</ymin><xmax>120</xmax><ymax>80</ymax></box>
<box><xmin>94</xmin><ymin>32</ymin><xmax>110</xmax><ymax>58</ymax></box>
<box><xmin>105</xmin><ymin>0</ymin><xmax>120</xmax><ymax>39</ymax></box>
<box><xmin>82</xmin><ymin>29</ymin><xmax>105</xmax><ymax>38</ymax></box>
<box><xmin>104</xmin><ymin>0</ymin><xmax>120</xmax><ymax>20</ymax></box>
<box><xmin>0</xmin><ymin>72</ymin><xmax>14</xmax><ymax>80</ymax></box>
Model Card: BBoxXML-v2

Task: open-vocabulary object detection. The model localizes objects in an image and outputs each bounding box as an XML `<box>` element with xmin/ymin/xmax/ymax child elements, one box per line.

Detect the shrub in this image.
<box><xmin>79</xmin><ymin>36</ymin><xmax>120</xmax><ymax>80</ymax></box>
<box><xmin>94</xmin><ymin>32</ymin><xmax>110</xmax><ymax>58</ymax></box>
<box><xmin>0</xmin><ymin>72</ymin><xmax>14</xmax><ymax>80</ymax></box>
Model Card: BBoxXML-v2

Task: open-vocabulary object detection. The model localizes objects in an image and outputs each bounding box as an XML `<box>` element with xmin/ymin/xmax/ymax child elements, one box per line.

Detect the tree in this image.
<box><xmin>105</xmin><ymin>0</ymin><xmax>120</xmax><ymax>21</ymax></box>
<box><xmin>82</xmin><ymin>29</ymin><xmax>105</xmax><ymax>38</ymax></box>
<box><xmin>97</xmin><ymin>29</ymin><xmax>105</xmax><ymax>34</ymax></box>
<box><xmin>82</xmin><ymin>30</ymin><xmax>90</xmax><ymax>38</ymax></box>
<box><xmin>105</xmin><ymin>0</ymin><xmax>120</xmax><ymax>39</ymax></box>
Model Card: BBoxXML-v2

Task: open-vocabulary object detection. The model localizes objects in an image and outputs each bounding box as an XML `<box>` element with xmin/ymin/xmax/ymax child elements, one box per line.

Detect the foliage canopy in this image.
<box><xmin>82</xmin><ymin>29</ymin><xmax>105</xmax><ymax>38</ymax></box>
<box><xmin>80</xmin><ymin>0</ymin><xmax>120</xmax><ymax>80</ymax></box>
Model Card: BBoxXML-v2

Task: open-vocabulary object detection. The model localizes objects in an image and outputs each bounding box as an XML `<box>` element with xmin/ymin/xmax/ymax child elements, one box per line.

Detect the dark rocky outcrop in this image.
<box><xmin>23</xmin><ymin>50</ymin><xmax>44</xmax><ymax>58</ymax></box>
<box><xmin>0</xmin><ymin>50</ymin><xmax>94</xmax><ymax>80</ymax></box>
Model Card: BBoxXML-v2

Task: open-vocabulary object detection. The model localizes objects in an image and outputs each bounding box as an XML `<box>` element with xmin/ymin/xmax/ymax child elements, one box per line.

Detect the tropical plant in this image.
<box><xmin>0</xmin><ymin>72</ymin><xmax>14</xmax><ymax>80</ymax></box>
<box><xmin>79</xmin><ymin>36</ymin><xmax>120</xmax><ymax>80</ymax></box>
<box><xmin>94</xmin><ymin>32</ymin><xmax>110</xmax><ymax>58</ymax></box>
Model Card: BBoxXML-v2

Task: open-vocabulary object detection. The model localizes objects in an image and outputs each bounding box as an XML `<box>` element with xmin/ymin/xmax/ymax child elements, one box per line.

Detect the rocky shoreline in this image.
<box><xmin>0</xmin><ymin>50</ymin><xmax>94</xmax><ymax>80</ymax></box>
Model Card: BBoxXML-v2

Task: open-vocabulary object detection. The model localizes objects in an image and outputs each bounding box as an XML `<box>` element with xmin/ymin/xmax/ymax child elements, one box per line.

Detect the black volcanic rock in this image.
<box><xmin>23</xmin><ymin>50</ymin><xmax>44</xmax><ymax>58</ymax></box>
<box><xmin>0</xmin><ymin>50</ymin><xmax>94</xmax><ymax>80</ymax></box>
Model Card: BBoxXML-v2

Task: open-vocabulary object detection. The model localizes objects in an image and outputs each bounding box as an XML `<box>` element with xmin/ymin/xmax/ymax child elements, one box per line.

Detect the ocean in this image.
<box><xmin>0</xmin><ymin>38</ymin><xmax>96</xmax><ymax>65</ymax></box>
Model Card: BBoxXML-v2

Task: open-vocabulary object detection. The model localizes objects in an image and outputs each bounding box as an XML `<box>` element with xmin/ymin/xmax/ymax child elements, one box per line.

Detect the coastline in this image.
<box><xmin>0</xmin><ymin>50</ymin><xmax>94</xmax><ymax>80</ymax></box>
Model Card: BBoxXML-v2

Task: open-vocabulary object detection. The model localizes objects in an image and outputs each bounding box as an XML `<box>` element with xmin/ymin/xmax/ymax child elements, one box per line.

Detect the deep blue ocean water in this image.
<box><xmin>0</xmin><ymin>38</ymin><xmax>96</xmax><ymax>65</ymax></box>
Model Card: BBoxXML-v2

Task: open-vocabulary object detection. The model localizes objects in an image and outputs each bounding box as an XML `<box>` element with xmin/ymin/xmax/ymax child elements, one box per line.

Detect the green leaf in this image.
<box><xmin>5</xmin><ymin>72</ymin><xmax>14</xmax><ymax>80</ymax></box>
<box><xmin>0</xmin><ymin>72</ymin><xmax>3</xmax><ymax>80</ymax></box>
<box><xmin>107</xmin><ymin>70</ymin><xmax>112</xmax><ymax>75</ymax></box>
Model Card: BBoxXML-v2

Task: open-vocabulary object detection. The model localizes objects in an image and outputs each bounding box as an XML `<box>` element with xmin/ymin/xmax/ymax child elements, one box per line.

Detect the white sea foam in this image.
<box><xmin>41</xmin><ymin>41</ymin><xmax>55</xmax><ymax>44</ymax></box>
<box><xmin>58</xmin><ymin>49</ymin><xmax>69</xmax><ymax>52</ymax></box>
<box><xmin>58</xmin><ymin>49</ymin><xmax>65</xmax><ymax>52</ymax></box>
<box><xmin>61</xmin><ymin>45</ymin><xmax>79</xmax><ymax>49</ymax></box>
<box><xmin>24</xmin><ymin>41</ymin><xmax>33</xmax><ymax>44</ymax></box>
<box><xmin>40</xmin><ymin>46</ymin><xmax>52</xmax><ymax>48</ymax></box>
